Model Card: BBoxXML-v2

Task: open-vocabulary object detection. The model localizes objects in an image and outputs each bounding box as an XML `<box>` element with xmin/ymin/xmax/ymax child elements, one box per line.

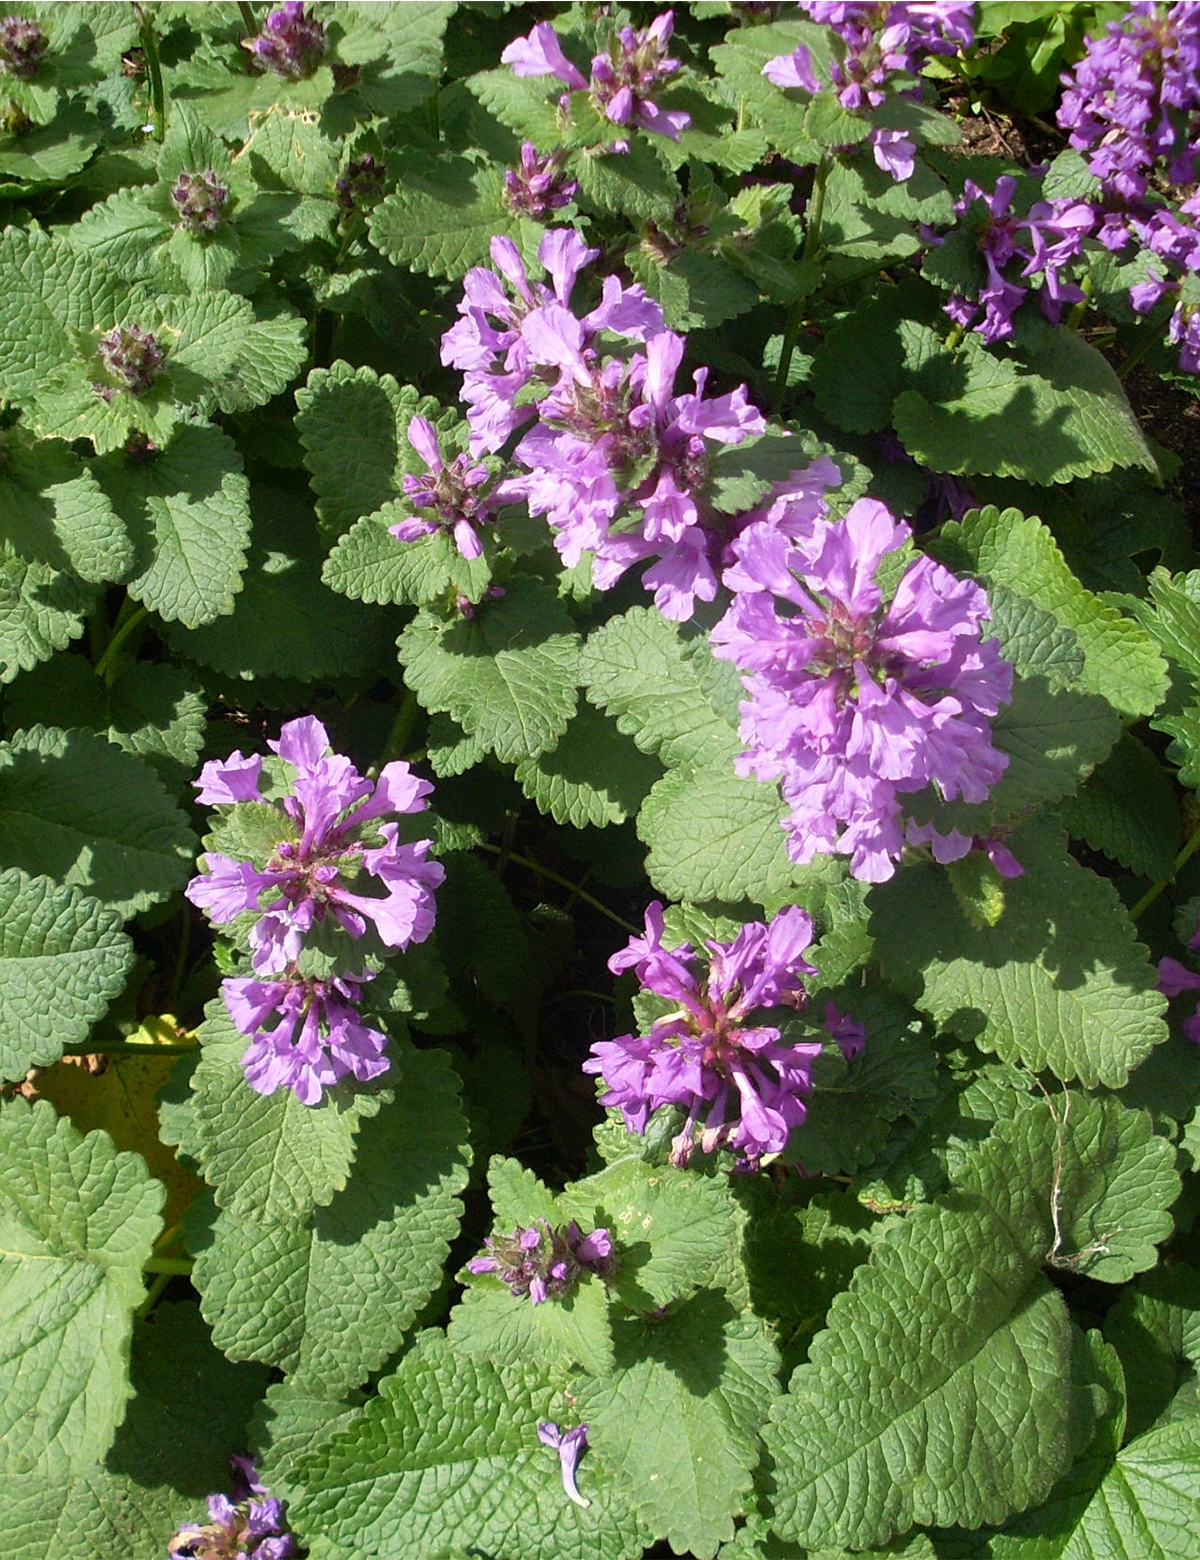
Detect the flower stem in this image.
<box><xmin>133</xmin><ymin>4</ymin><xmax>167</xmax><ymax>142</ymax></box>
<box><xmin>375</xmin><ymin>688</ymin><xmax>420</xmax><ymax>769</ymax></box>
<box><xmin>135</xmin><ymin>1270</ymin><xmax>173</xmax><ymax>1319</ymax></box>
<box><xmin>144</xmin><ymin>1256</ymin><xmax>194</xmax><ymax>1276</ymax></box>
<box><xmin>237</xmin><ymin>1</ymin><xmax>258</xmax><ymax>34</ymax></box>
<box><xmin>473</xmin><ymin>841</ymin><xmax>640</xmax><ymax>935</ymax></box>
<box><xmin>1117</xmin><ymin>328</ymin><xmax>1159</xmax><ymax>381</ymax></box>
<box><xmin>772</xmin><ymin>156</ymin><xmax>830</xmax><ymax>416</ymax></box>
<box><xmin>61</xmin><ymin>1037</ymin><xmax>200</xmax><ymax>1056</ymax></box>
<box><xmin>94</xmin><ymin>601</ymin><xmax>149</xmax><ymax>683</ymax></box>
<box><xmin>1129</xmin><ymin>819</ymin><xmax>1200</xmax><ymax>921</ymax></box>
<box><xmin>944</xmin><ymin>320</ymin><xmax>966</xmax><ymax>352</ymax></box>
<box><xmin>1066</xmin><ymin>271</ymin><xmax>1094</xmax><ymax>332</ymax></box>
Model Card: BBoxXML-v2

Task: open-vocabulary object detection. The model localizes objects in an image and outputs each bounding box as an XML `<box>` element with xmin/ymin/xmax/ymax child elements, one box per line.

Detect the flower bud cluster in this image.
<box><xmin>467</xmin><ymin>1219</ymin><xmax>616</xmax><ymax>1303</ymax></box>
<box><xmin>92</xmin><ymin>324</ymin><xmax>167</xmax><ymax>401</ymax></box>
<box><xmin>244</xmin><ymin>0</ymin><xmax>326</xmax><ymax>79</ymax></box>
<box><xmin>186</xmin><ymin>716</ymin><xmax>443</xmax><ymax>1103</ymax></box>
<box><xmin>171</xmin><ymin>169</ymin><xmax>231</xmax><ymax>234</ymax></box>
<box><xmin>503</xmin><ymin>142</ymin><xmax>577</xmax><ymax>219</ymax></box>
<box><xmin>0</xmin><ymin>14</ymin><xmax>46</xmax><ymax>78</ymax></box>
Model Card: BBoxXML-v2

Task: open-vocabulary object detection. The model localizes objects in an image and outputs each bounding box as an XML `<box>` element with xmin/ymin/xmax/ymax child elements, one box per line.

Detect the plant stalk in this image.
<box><xmin>1129</xmin><ymin>819</ymin><xmax>1200</xmax><ymax>921</ymax></box>
<box><xmin>133</xmin><ymin>3</ymin><xmax>167</xmax><ymax>142</ymax></box>
<box><xmin>474</xmin><ymin>841</ymin><xmax>640</xmax><ymax>935</ymax></box>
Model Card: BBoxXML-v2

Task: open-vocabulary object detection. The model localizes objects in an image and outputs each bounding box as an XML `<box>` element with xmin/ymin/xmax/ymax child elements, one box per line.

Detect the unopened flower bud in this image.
<box><xmin>0</xmin><ymin>15</ymin><xmax>47</xmax><ymax>79</ymax></box>
<box><xmin>335</xmin><ymin>152</ymin><xmax>384</xmax><ymax>211</ymax></box>
<box><xmin>171</xmin><ymin>168</ymin><xmax>230</xmax><ymax>234</ymax></box>
<box><xmin>244</xmin><ymin>0</ymin><xmax>326</xmax><ymax>79</ymax></box>
<box><xmin>93</xmin><ymin>324</ymin><xmax>167</xmax><ymax>401</ymax></box>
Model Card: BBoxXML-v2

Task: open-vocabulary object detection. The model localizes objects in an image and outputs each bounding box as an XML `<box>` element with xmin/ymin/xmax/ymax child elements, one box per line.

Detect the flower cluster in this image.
<box><xmin>763</xmin><ymin>2</ymin><xmax>975</xmax><ymax>181</ymax></box>
<box><xmin>93</xmin><ymin>324</ymin><xmax>167</xmax><ymax>401</ymax></box>
<box><xmin>711</xmin><ymin>498</ymin><xmax>1013</xmax><ymax>882</ymax></box>
<box><xmin>187</xmin><ymin>716</ymin><xmax>443</xmax><ymax>1102</ymax></box>
<box><xmin>389</xmin><ymin>416</ymin><xmax>497</xmax><ymax>562</ymax></box>
<box><xmin>502</xmin><ymin>12</ymin><xmax>690</xmax><ymax>150</ymax></box>
<box><xmin>244</xmin><ymin>0</ymin><xmax>326</xmax><ymax>79</ymax></box>
<box><xmin>933</xmin><ymin>176</ymin><xmax>1091</xmax><ymax>343</ymax></box>
<box><xmin>171</xmin><ymin>169</ymin><xmax>231</xmax><ymax>234</ymax></box>
<box><xmin>0</xmin><ymin>15</ymin><xmax>46</xmax><ymax>78</ymax></box>
<box><xmin>585</xmin><ymin>902</ymin><xmax>853</xmax><ymax>1169</ymax></box>
<box><xmin>335</xmin><ymin>152</ymin><xmax>385</xmax><ymax>211</ymax></box>
<box><xmin>441</xmin><ymin>229</ymin><xmax>804</xmax><ymax>618</ymax></box>
<box><xmin>169</xmin><ymin>1456</ymin><xmax>294</xmax><ymax>1560</ymax></box>
<box><xmin>468</xmin><ymin>1219</ymin><xmax>615</xmax><ymax>1303</ymax></box>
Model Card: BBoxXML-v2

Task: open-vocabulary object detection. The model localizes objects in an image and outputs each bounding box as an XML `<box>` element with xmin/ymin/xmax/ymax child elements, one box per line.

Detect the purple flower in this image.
<box><xmin>1059</xmin><ymin>2</ymin><xmax>1200</xmax><ymax>203</ymax></box>
<box><xmin>710</xmin><ymin>499</ymin><xmax>1012</xmax><ymax>882</ymax></box>
<box><xmin>335</xmin><ymin>153</ymin><xmax>385</xmax><ymax>211</ymax></box>
<box><xmin>244</xmin><ymin>0</ymin><xmax>326</xmax><ymax>79</ymax></box>
<box><xmin>504</xmin><ymin>143</ymin><xmax>578</xmax><ymax>219</ymax></box>
<box><xmin>467</xmin><ymin>1219</ymin><xmax>616</xmax><ymax>1304</ymax></box>
<box><xmin>501</xmin><ymin>11</ymin><xmax>689</xmax><ymax>148</ymax></box>
<box><xmin>585</xmin><ymin>902</ymin><xmax>832</xmax><ymax>1169</ymax></box>
<box><xmin>169</xmin><ymin>1457</ymin><xmax>295</xmax><ymax>1559</ymax></box>
<box><xmin>171</xmin><ymin>170</ymin><xmax>230</xmax><ymax>234</ymax></box>
<box><xmin>0</xmin><ymin>15</ymin><xmax>46</xmax><ymax>78</ymax></box>
<box><xmin>187</xmin><ymin>715</ymin><xmax>443</xmax><ymax>975</ymax></box>
<box><xmin>224</xmin><ymin>969</ymin><xmax>390</xmax><ymax>1104</ymax></box>
<box><xmin>825</xmin><ymin>1000</ymin><xmax>866</xmax><ymax>1059</ymax></box>
<box><xmin>390</xmin><ymin>416</ymin><xmax>494</xmax><ymax>561</ymax></box>
<box><xmin>538</xmin><ymin>1422</ymin><xmax>591</xmax><ymax>1509</ymax></box>
<box><xmin>762</xmin><ymin>3</ymin><xmax>974</xmax><ymax>183</ymax></box>
<box><xmin>92</xmin><ymin>324</ymin><xmax>166</xmax><ymax>401</ymax></box>
<box><xmin>907</xmin><ymin>819</ymin><xmax>1024</xmax><ymax>878</ymax></box>
<box><xmin>1157</xmin><ymin>956</ymin><xmax>1200</xmax><ymax>1045</ymax></box>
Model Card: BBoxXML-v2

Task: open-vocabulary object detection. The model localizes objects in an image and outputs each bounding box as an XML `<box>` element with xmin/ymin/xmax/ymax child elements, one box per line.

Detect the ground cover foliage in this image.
<box><xmin>3</xmin><ymin>1</ymin><xmax>1200</xmax><ymax>1556</ymax></box>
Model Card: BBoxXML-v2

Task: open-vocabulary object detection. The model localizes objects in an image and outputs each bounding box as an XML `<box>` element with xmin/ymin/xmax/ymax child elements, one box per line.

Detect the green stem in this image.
<box><xmin>944</xmin><ymin>320</ymin><xmax>966</xmax><ymax>352</ymax></box>
<box><xmin>237</xmin><ymin>0</ymin><xmax>258</xmax><ymax>34</ymax></box>
<box><xmin>144</xmin><ymin>1256</ymin><xmax>194</xmax><ymax>1276</ymax></box>
<box><xmin>1117</xmin><ymin>328</ymin><xmax>1159</xmax><ymax>382</ymax></box>
<box><xmin>1130</xmin><ymin>820</ymin><xmax>1200</xmax><ymax>921</ymax></box>
<box><xmin>94</xmin><ymin>602</ymin><xmax>149</xmax><ymax>682</ymax></box>
<box><xmin>772</xmin><ymin>156</ymin><xmax>830</xmax><ymax>416</ymax></box>
<box><xmin>473</xmin><ymin>842</ymin><xmax>640</xmax><ymax>935</ymax></box>
<box><xmin>61</xmin><ymin>1038</ymin><xmax>200</xmax><ymax>1057</ymax></box>
<box><xmin>427</xmin><ymin>86</ymin><xmax>440</xmax><ymax>141</ymax></box>
<box><xmin>133</xmin><ymin>4</ymin><xmax>166</xmax><ymax>142</ymax></box>
<box><xmin>135</xmin><ymin>1270</ymin><xmax>173</xmax><ymax>1319</ymax></box>
<box><xmin>1065</xmin><ymin>271</ymin><xmax>1094</xmax><ymax>333</ymax></box>
<box><xmin>375</xmin><ymin>688</ymin><xmax>420</xmax><ymax>769</ymax></box>
<box><xmin>154</xmin><ymin>1220</ymin><xmax>185</xmax><ymax>1252</ymax></box>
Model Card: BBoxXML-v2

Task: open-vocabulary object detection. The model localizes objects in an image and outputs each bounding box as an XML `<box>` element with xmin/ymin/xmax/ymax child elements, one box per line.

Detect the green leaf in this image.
<box><xmin>558</xmin><ymin>1157</ymin><xmax>745</xmax><ymax>1313</ymax></box>
<box><xmin>935</xmin><ymin>506</ymin><xmax>1168</xmax><ymax>718</ymax></box>
<box><xmin>894</xmin><ymin>328</ymin><xmax>1157</xmax><ymax>487</ymax></box>
<box><xmin>1105</xmin><ymin>1262</ymin><xmax>1200</xmax><ymax>1439</ymax></box>
<box><xmin>810</xmin><ymin>280</ymin><xmax>948</xmax><ymax>434</ymax></box>
<box><xmin>397</xmin><ymin>578</ymin><xmax>580</xmax><ymax>765</ymax></box>
<box><xmin>575</xmin><ymin>1292</ymin><xmax>780</xmax><ymax>1560</ymax></box>
<box><xmin>294</xmin><ymin>364</ymin><xmax>441</xmax><ymax>534</ymax></box>
<box><xmin>709</xmin><ymin>21</ymin><xmax>825</xmax><ymax>162</ymax></box>
<box><xmin>0</xmin><ymin>1098</ymin><xmax>163</xmax><ymax>1476</ymax></box>
<box><xmin>107</xmin><ymin>1300</ymin><xmax>270</xmax><ymax>1497</ymax></box>
<box><xmin>450</xmin><ymin>1273</ymin><xmax>614</xmax><ymax>1379</ymax></box>
<box><xmin>436</xmin><ymin>853</ymin><xmax>533</xmax><ymax>1009</ymax></box>
<box><xmin>0</xmin><ymin>226</ymin><xmax>123</xmax><ymax>401</ymax></box>
<box><xmin>465</xmin><ymin>67</ymin><xmax>567</xmax><ymax>147</ymax></box>
<box><xmin>94</xmin><ymin>423</ymin><xmax>251</xmax><ymax>628</ymax></box>
<box><xmin>0</xmin><ymin>428</ymin><xmax>131</xmax><ymax>585</ymax></box>
<box><xmin>282</xmin><ymin>1329</ymin><xmax>649</xmax><ymax>1560</ymax></box>
<box><xmin>323</xmin><ymin>506</ymin><xmax>491</xmax><ymax>608</ymax></box>
<box><xmin>192</xmin><ymin>1040</ymin><xmax>470</xmax><ymax>1397</ymax></box>
<box><xmin>188</xmin><ymin>997</ymin><xmax>386</xmax><ymax>1226</ymax></box>
<box><xmin>639</xmin><ymin>761</ymin><xmax>800</xmax><ymax>905</ymax></box>
<box><xmin>515</xmin><ymin>702</ymin><xmax>663</xmax><ymax>829</ymax></box>
<box><xmin>871</xmin><ymin>821</ymin><xmax>1168</xmax><ymax>1087</ymax></box>
<box><xmin>210</xmin><ymin>299</ymin><xmax>308</xmax><ymax>416</ymax></box>
<box><xmin>574</xmin><ymin>140</ymin><xmax>679</xmax><ymax>222</ymax></box>
<box><xmin>579</xmin><ymin>607</ymin><xmax>735</xmax><ymax>770</ymax></box>
<box><xmin>784</xmin><ymin>988</ymin><xmax>938</xmax><ymax>1177</ymax></box>
<box><xmin>161</xmin><ymin>487</ymin><xmax>398</xmax><ymax>680</ymax></box>
<box><xmin>765</xmin><ymin>1120</ymin><xmax>1076</xmax><ymax>1551</ymax></box>
<box><xmin>949</xmin><ymin>1345</ymin><xmax>1200</xmax><ymax>1558</ymax></box>
<box><xmin>987</xmin><ymin>1095</ymin><xmax>1179</xmax><ymax>1284</ymax></box>
<box><xmin>5</xmin><ymin>658</ymin><xmax>207</xmax><ymax>787</ymax></box>
<box><xmin>0</xmin><ymin>1470</ymin><xmax>181</xmax><ymax>1560</ymax></box>
<box><xmin>0</xmin><ymin>547</ymin><xmax>94</xmax><ymax>684</ymax></box>
<box><xmin>0</xmin><ymin>723</ymin><xmax>195</xmax><ymax>915</ymax></box>
<box><xmin>369</xmin><ymin>157</ymin><xmax>533</xmax><ymax>279</ymax></box>
<box><xmin>0</xmin><ymin>867</ymin><xmax>132</xmax><ymax>1081</ymax></box>
<box><xmin>1058</xmin><ymin>732</ymin><xmax>1180</xmax><ymax>882</ymax></box>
